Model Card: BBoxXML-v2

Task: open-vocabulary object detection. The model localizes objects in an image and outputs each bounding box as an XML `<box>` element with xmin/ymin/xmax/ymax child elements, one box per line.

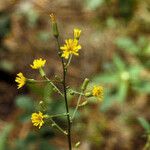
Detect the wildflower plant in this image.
<box><xmin>15</xmin><ymin>14</ymin><xmax>103</xmax><ymax>150</ymax></box>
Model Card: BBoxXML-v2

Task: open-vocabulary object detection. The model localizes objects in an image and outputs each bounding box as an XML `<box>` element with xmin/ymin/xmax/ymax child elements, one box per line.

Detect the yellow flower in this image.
<box><xmin>60</xmin><ymin>39</ymin><xmax>81</xmax><ymax>59</ymax></box>
<box><xmin>30</xmin><ymin>58</ymin><xmax>46</xmax><ymax>69</ymax></box>
<box><xmin>15</xmin><ymin>72</ymin><xmax>26</xmax><ymax>89</ymax></box>
<box><xmin>92</xmin><ymin>86</ymin><xmax>104</xmax><ymax>101</ymax></box>
<box><xmin>74</xmin><ymin>28</ymin><xmax>81</xmax><ymax>39</ymax></box>
<box><xmin>31</xmin><ymin>111</ymin><xmax>47</xmax><ymax>129</ymax></box>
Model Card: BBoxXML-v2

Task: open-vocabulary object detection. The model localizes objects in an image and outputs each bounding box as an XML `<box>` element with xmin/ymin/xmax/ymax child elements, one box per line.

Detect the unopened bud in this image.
<box><xmin>81</xmin><ymin>78</ymin><xmax>89</xmax><ymax>91</ymax></box>
<box><xmin>79</xmin><ymin>100</ymin><xmax>88</xmax><ymax>107</ymax></box>
<box><xmin>85</xmin><ymin>92</ymin><xmax>92</xmax><ymax>97</ymax></box>
<box><xmin>50</xmin><ymin>13</ymin><xmax>59</xmax><ymax>38</ymax></box>
<box><xmin>75</xmin><ymin>141</ymin><xmax>81</xmax><ymax>148</ymax></box>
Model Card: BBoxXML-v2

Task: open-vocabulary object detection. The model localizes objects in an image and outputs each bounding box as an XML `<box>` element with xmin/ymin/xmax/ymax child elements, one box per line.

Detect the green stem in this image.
<box><xmin>50</xmin><ymin>113</ymin><xmax>69</xmax><ymax>118</ymax></box>
<box><xmin>70</xmin><ymin>90</ymin><xmax>84</xmax><ymax>96</ymax></box>
<box><xmin>72</xmin><ymin>94</ymin><xmax>82</xmax><ymax>120</ymax></box>
<box><xmin>143</xmin><ymin>135</ymin><xmax>150</xmax><ymax>150</ymax></box>
<box><xmin>43</xmin><ymin>75</ymin><xmax>63</xmax><ymax>97</ymax></box>
<box><xmin>65</xmin><ymin>54</ymin><xmax>72</xmax><ymax>68</ymax></box>
<box><xmin>50</xmin><ymin>118</ymin><xmax>68</xmax><ymax>135</ymax></box>
<box><xmin>56</xmin><ymin>37</ymin><xmax>72</xmax><ymax>150</ymax></box>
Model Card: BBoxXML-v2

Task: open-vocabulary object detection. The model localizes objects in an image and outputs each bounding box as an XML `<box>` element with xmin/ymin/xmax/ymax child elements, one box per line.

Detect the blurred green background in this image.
<box><xmin>0</xmin><ymin>0</ymin><xmax>150</xmax><ymax>149</ymax></box>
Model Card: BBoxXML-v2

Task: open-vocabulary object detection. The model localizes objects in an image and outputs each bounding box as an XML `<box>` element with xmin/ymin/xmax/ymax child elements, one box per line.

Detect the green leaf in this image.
<box><xmin>15</xmin><ymin>95</ymin><xmax>34</xmax><ymax>111</ymax></box>
<box><xmin>138</xmin><ymin>117</ymin><xmax>150</xmax><ymax>133</ymax></box>
<box><xmin>133</xmin><ymin>81</ymin><xmax>150</xmax><ymax>94</ymax></box>
<box><xmin>92</xmin><ymin>73</ymin><xmax>118</xmax><ymax>85</ymax></box>
<box><xmin>113</xmin><ymin>55</ymin><xmax>126</xmax><ymax>71</ymax></box>
<box><xmin>116</xmin><ymin>37</ymin><xmax>139</xmax><ymax>54</ymax></box>
<box><xmin>128</xmin><ymin>65</ymin><xmax>143</xmax><ymax>83</ymax></box>
<box><xmin>0</xmin><ymin>124</ymin><xmax>13</xmax><ymax>150</ymax></box>
<box><xmin>100</xmin><ymin>89</ymin><xmax>116</xmax><ymax>111</ymax></box>
<box><xmin>117</xmin><ymin>82</ymin><xmax>128</xmax><ymax>102</ymax></box>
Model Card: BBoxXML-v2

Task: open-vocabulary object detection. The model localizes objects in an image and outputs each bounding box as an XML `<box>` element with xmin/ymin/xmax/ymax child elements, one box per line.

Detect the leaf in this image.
<box><xmin>133</xmin><ymin>81</ymin><xmax>150</xmax><ymax>94</ymax></box>
<box><xmin>15</xmin><ymin>95</ymin><xmax>34</xmax><ymax>111</ymax></box>
<box><xmin>128</xmin><ymin>65</ymin><xmax>143</xmax><ymax>83</ymax></box>
<box><xmin>138</xmin><ymin>117</ymin><xmax>150</xmax><ymax>133</ymax></box>
<box><xmin>100</xmin><ymin>89</ymin><xmax>116</xmax><ymax>111</ymax></box>
<box><xmin>117</xmin><ymin>82</ymin><xmax>128</xmax><ymax>102</ymax></box>
<box><xmin>113</xmin><ymin>54</ymin><xmax>126</xmax><ymax>71</ymax></box>
<box><xmin>0</xmin><ymin>124</ymin><xmax>13</xmax><ymax>150</ymax></box>
<box><xmin>92</xmin><ymin>73</ymin><xmax>118</xmax><ymax>85</ymax></box>
<box><xmin>116</xmin><ymin>37</ymin><xmax>139</xmax><ymax>54</ymax></box>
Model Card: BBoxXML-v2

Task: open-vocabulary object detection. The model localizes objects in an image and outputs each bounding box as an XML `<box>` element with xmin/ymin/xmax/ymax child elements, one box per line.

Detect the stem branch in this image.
<box><xmin>50</xmin><ymin>118</ymin><xmax>68</xmax><ymax>135</ymax></box>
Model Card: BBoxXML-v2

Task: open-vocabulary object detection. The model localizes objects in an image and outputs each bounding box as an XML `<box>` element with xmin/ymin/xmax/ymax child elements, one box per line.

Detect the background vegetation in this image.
<box><xmin>0</xmin><ymin>0</ymin><xmax>150</xmax><ymax>149</ymax></box>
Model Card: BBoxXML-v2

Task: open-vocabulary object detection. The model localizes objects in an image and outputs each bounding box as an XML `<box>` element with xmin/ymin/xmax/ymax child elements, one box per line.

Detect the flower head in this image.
<box><xmin>30</xmin><ymin>58</ymin><xmax>46</xmax><ymax>69</ymax></box>
<box><xmin>31</xmin><ymin>111</ymin><xmax>47</xmax><ymax>129</ymax></box>
<box><xmin>92</xmin><ymin>86</ymin><xmax>104</xmax><ymax>101</ymax></box>
<box><xmin>60</xmin><ymin>39</ymin><xmax>81</xmax><ymax>59</ymax></box>
<box><xmin>74</xmin><ymin>28</ymin><xmax>81</xmax><ymax>40</ymax></box>
<box><xmin>15</xmin><ymin>72</ymin><xmax>26</xmax><ymax>89</ymax></box>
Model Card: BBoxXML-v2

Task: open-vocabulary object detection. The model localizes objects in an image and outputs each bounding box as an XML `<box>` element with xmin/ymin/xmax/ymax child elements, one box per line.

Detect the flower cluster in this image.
<box><xmin>15</xmin><ymin>14</ymin><xmax>104</xmax><ymax>133</ymax></box>
<box><xmin>15</xmin><ymin>58</ymin><xmax>46</xmax><ymax>89</ymax></box>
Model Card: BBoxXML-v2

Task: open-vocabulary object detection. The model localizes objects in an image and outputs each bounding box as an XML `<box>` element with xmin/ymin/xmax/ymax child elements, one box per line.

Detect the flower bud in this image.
<box><xmin>74</xmin><ymin>28</ymin><xmax>81</xmax><ymax>40</ymax></box>
<box><xmin>50</xmin><ymin>13</ymin><xmax>59</xmax><ymax>38</ymax></box>
<box><xmin>79</xmin><ymin>100</ymin><xmax>88</xmax><ymax>107</ymax></box>
<box><xmin>75</xmin><ymin>141</ymin><xmax>81</xmax><ymax>148</ymax></box>
<box><xmin>81</xmin><ymin>78</ymin><xmax>89</xmax><ymax>91</ymax></box>
<box><xmin>85</xmin><ymin>92</ymin><xmax>92</xmax><ymax>97</ymax></box>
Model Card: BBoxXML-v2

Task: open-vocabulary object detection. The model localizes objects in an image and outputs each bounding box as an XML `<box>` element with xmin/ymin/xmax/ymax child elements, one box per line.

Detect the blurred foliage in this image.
<box><xmin>0</xmin><ymin>14</ymin><xmax>11</xmax><ymax>40</ymax></box>
<box><xmin>0</xmin><ymin>124</ymin><xmax>13</xmax><ymax>150</ymax></box>
<box><xmin>91</xmin><ymin>54</ymin><xmax>149</xmax><ymax>111</ymax></box>
<box><xmin>0</xmin><ymin>0</ymin><xmax>150</xmax><ymax>149</ymax></box>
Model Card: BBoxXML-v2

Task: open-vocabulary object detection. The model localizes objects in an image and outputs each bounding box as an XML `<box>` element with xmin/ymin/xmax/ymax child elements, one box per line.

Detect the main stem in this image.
<box><xmin>56</xmin><ymin>37</ymin><xmax>72</xmax><ymax>150</ymax></box>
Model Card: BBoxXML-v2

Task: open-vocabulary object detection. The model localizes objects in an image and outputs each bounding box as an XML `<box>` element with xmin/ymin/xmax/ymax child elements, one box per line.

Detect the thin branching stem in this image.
<box><xmin>43</xmin><ymin>75</ymin><xmax>64</xmax><ymax>97</ymax></box>
<box><xmin>50</xmin><ymin>113</ymin><xmax>69</xmax><ymax>118</ymax></box>
<box><xmin>50</xmin><ymin>118</ymin><xmax>68</xmax><ymax>135</ymax></box>
<box><xmin>56</xmin><ymin>37</ymin><xmax>72</xmax><ymax>150</ymax></box>
<box><xmin>65</xmin><ymin>54</ymin><xmax>73</xmax><ymax>68</ymax></box>
<box><xmin>72</xmin><ymin>94</ymin><xmax>82</xmax><ymax>120</ymax></box>
<box><xmin>70</xmin><ymin>90</ymin><xmax>84</xmax><ymax>96</ymax></box>
<box><xmin>143</xmin><ymin>134</ymin><xmax>150</xmax><ymax>150</ymax></box>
